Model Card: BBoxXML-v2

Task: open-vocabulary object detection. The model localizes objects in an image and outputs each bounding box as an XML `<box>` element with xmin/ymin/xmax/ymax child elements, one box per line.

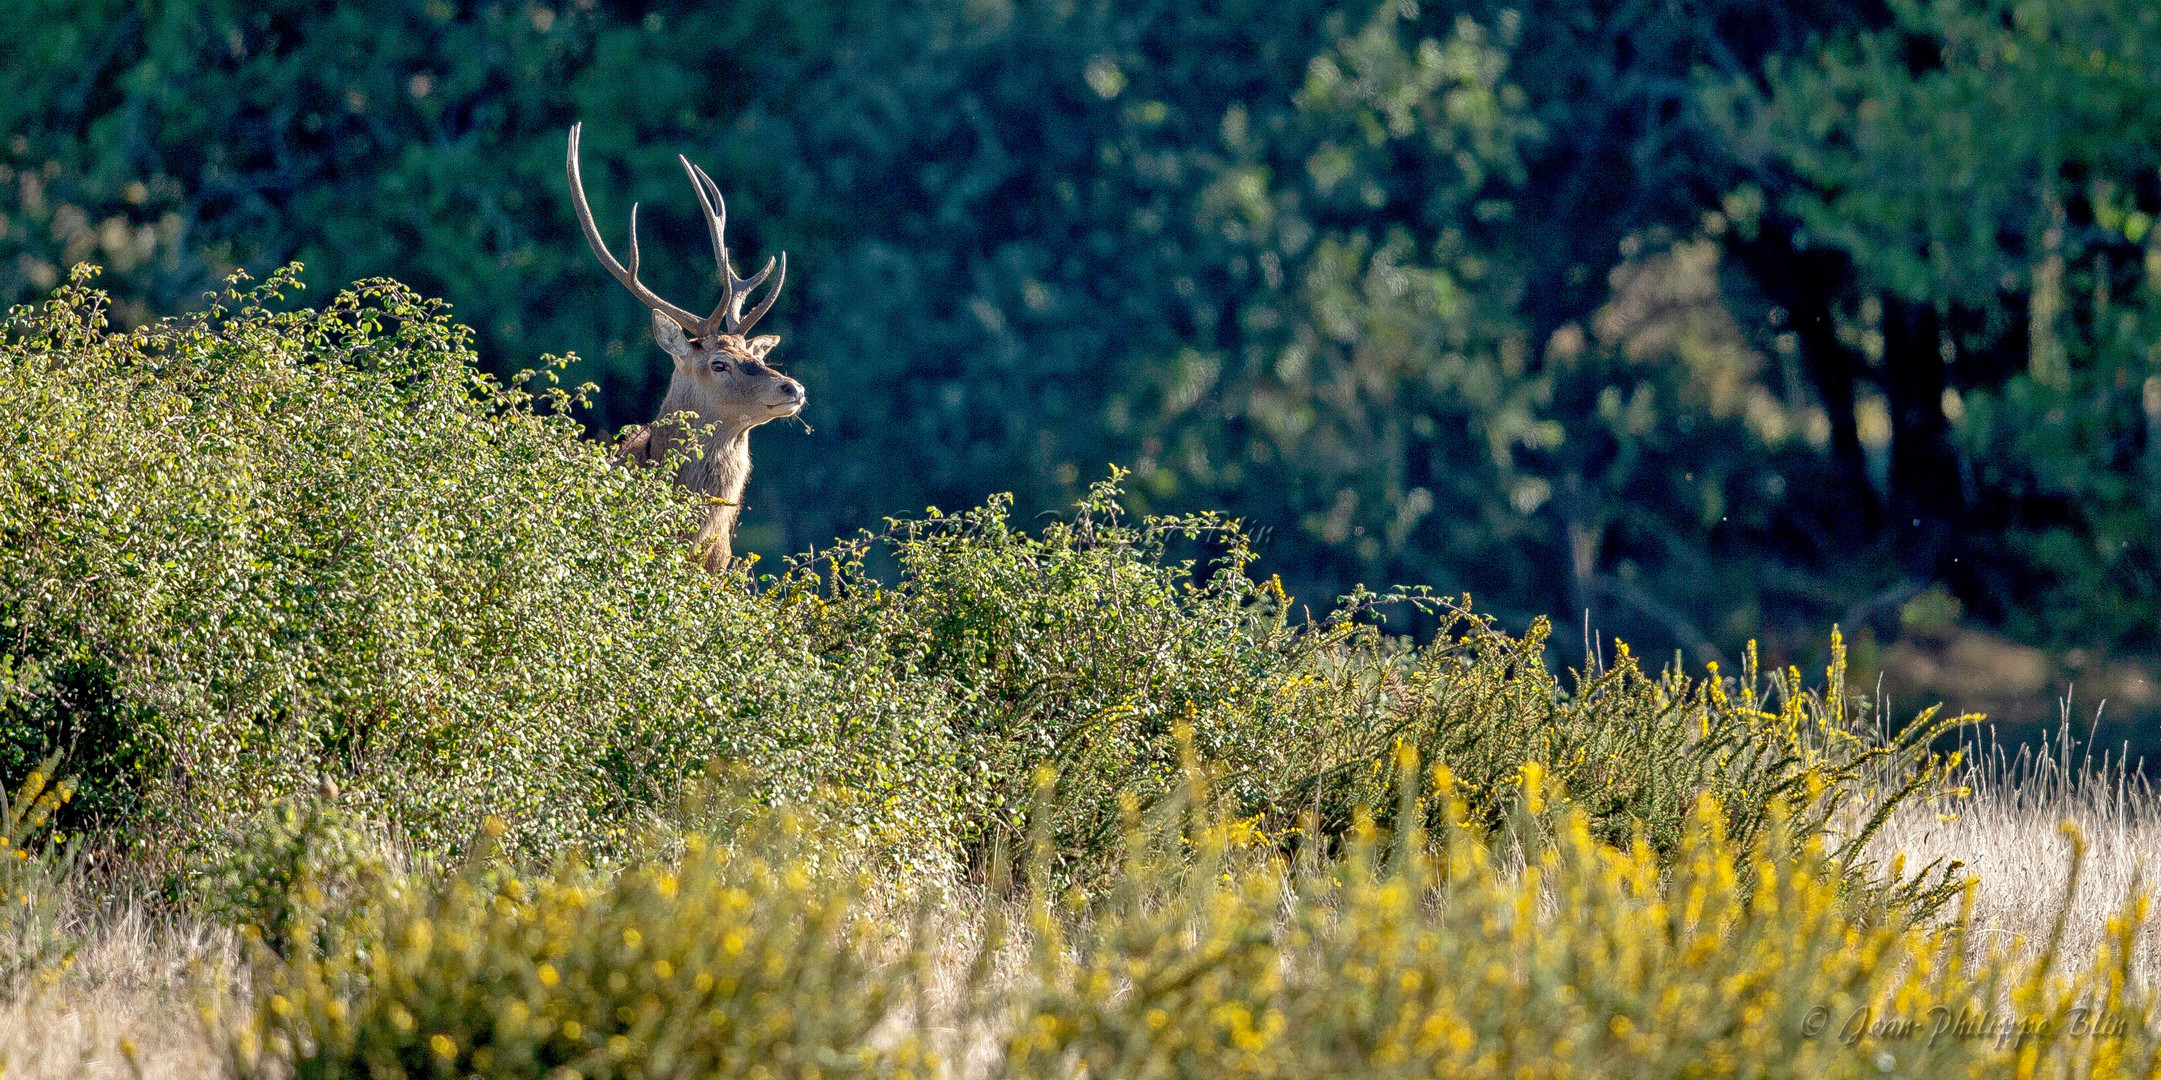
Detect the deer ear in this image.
<box><xmin>744</xmin><ymin>335</ymin><xmax>781</xmax><ymax>360</ymax></box>
<box><xmin>651</xmin><ymin>311</ymin><xmax>696</xmax><ymax>363</ymax></box>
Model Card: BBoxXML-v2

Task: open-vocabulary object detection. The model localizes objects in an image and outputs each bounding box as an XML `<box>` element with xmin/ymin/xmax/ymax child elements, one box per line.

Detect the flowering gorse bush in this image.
<box><xmin>223</xmin><ymin>811</ymin><xmax>901</xmax><ymax>1080</ymax></box>
<box><xmin>1006</xmin><ymin>757</ymin><xmax>2136</xmax><ymax>1080</ymax></box>
<box><xmin>232</xmin><ymin>763</ymin><xmax>2155</xmax><ymax>1079</ymax></box>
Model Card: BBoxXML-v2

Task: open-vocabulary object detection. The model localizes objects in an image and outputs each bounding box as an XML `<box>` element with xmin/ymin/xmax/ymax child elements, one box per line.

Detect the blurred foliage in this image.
<box><xmin>207</xmin><ymin>794</ymin><xmax>395</xmax><ymax>960</ymax></box>
<box><xmin>225</xmin><ymin>768</ymin><xmax>2156</xmax><ymax>1080</ymax></box>
<box><xmin>1003</xmin><ymin>777</ymin><xmax>2145</xmax><ymax>1080</ymax></box>
<box><xmin>4</xmin><ymin>0</ymin><xmax>2078</xmax><ymax>667</ymax></box>
<box><xmin>1718</xmin><ymin>0</ymin><xmax>2161</xmax><ymax>649</ymax></box>
<box><xmin>221</xmin><ymin>809</ymin><xmax>900</xmax><ymax>1080</ymax></box>
<box><xmin>0</xmin><ymin>753</ymin><xmax>79</xmax><ymax>999</ymax></box>
<box><xmin>0</xmin><ymin>277</ymin><xmax>1956</xmax><ymax>886</ymax></box>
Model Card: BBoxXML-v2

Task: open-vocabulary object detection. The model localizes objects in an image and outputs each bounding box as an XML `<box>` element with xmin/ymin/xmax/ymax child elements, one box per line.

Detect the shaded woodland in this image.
<box><xmin>4</xmin><ymin>0</ymin><xmax>2159</xmax><ymax>712</ymax></box>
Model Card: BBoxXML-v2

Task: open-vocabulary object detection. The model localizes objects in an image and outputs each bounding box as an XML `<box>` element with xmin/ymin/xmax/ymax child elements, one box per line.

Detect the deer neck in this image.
<box><xmin>653</xmin><ymin>387</ymin><xmax>756</xmax><ymax>503</ymax></box>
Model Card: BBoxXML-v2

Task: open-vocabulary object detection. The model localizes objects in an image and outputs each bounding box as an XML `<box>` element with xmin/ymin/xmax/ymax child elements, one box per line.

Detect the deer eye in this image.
<box><xmin>709</xmin><ymin>358</ymin><xmax>729</xmax><ymax>373</ymax></box>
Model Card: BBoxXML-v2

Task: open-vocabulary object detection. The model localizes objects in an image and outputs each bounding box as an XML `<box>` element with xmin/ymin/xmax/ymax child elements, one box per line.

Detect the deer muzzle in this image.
<box><xmin>766</xmin><ymin>378</ymin><xmax>806</xmax><ymax>417</ymax></box>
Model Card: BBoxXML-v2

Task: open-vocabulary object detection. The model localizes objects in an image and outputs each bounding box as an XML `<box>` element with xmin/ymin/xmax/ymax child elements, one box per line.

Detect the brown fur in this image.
<box><xmin>617</xmin><ymin>316</ymin><xmax>803</xmax><ymax>570</ymax></box>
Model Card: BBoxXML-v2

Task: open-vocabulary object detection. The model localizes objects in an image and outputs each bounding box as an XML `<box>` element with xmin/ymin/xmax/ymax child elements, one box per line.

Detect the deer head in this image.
<box><xmin>568</xmin><ymin>123</ymin><xmax>804</xmax><ymax>569</ymax></box>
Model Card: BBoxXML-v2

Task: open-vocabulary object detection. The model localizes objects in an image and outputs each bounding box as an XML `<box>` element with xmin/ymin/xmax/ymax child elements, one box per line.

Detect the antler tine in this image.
<box><xmin>622</xmin><ymin>203</ymin><xmax>644</xmax><ymax>281</ymax></box>
<box><xmin>679</xmin><ymin>154</ymin><xmax>734</xmax><ymax>338</ymax></box>
<box><xmin>566</xmin><ymin>123</ymin><xmax>707</xmax><ymax>334</ymax></box>
<box><xmin>734</xmin><ymin>252</ymin><xmax>786</xmax><ymax>335</ymax></box>
<box><xmin>685</xmin><ymin>158</ymin><xmax>788</xmax><ymax>335</ymax></box>
<box><xmin>736</xmin><ymin>254</ymin><xmax>776</xmax><ymax>296</ymax></box>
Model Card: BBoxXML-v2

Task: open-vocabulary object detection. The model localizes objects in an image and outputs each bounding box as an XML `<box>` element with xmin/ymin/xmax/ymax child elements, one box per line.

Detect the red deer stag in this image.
<box><xmin>567</xmin><ymin>122</ymin><xmax>803</xmax><ymax>570</ymax></box>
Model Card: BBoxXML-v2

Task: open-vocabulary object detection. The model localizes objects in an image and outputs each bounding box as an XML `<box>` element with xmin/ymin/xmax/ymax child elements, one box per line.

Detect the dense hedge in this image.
<box><xmin>0</xmin><ymin>272</ymin><xmax>1954</xmax><ymax>888</ymax></box>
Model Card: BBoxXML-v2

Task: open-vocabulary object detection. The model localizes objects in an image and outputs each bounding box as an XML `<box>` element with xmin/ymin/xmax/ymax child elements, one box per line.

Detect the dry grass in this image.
<box><xmin>0</xmin><ymin>897</ymin><xmax>237</xmax><ymax>1080</ymax></box>
<box><xmin>1871</xmin><ymin>717</ymin><xmax>2161</xmax><ymax>987</ymax></box>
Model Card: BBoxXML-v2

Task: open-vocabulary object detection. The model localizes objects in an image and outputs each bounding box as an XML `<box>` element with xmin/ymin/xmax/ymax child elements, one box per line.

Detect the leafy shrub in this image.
<box><xmin>778</xmin><ymin>493</ymin><xmax>1965</xmax><ymax>890</ymax></box>
<box><xmin>787</xmin><ymin>482</ymin><xmax>1317</xmax><ymax>875</ymax></box>
<box><xmin>0</xmin><ymin>267</ymin><xmax>958</xmax><ymax>870</ymax></box>
<box><xmin>0</xmin><ymin>648</ymin><xmax>159</xmax><ymax>836</ymax></box>
<box><xmin>0</xmin><ymin>269</ymin><xmax>1959</xmax><ymax>895</ymax></box>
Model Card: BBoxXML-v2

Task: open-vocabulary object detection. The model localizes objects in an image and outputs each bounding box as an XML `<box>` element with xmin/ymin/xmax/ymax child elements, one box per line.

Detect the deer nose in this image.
<box><xmin>783</xmin><ymin>378</ymin><xmax>805</xmax><ymax>401</ymax></box>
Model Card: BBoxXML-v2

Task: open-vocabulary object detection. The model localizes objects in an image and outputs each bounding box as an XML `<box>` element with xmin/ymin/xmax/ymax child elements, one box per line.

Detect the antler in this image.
<box><xmin>565</xmin><ymin>123</ymin><xmax>787</xmax><ymax>339</ymax></box>
<box><xmin>679</xmin><ymin>156</ymin><xmax>787</xmax><ymax>337</ymax></box>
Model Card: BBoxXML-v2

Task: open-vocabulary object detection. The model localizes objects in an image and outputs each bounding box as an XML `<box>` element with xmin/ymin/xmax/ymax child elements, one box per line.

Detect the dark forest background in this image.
<box><xmin>5</xmin><ymin>0</ymin><xmax>2159</xmax><ymax>742</ymax></box>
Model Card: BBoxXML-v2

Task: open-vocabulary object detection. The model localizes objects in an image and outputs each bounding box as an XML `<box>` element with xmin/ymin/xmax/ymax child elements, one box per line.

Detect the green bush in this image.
<box><xmin>0</xmin><ymin>267</ymin><xmax>959</xmax><ymax>871</ymax></box>
<box><xmin>777</xmin><ymin>489</ymin><xmax>1964</xmax><ymax>894</ymax></box>
<box><xmin>786</xmin><ymin>483</ymin><xmax>1315</xmax><ymax>876</ymax></box>
<box><xmin>0</xmin><ymin>269</ymin><xmax>1958</xmax><ymax>894</ymax></box>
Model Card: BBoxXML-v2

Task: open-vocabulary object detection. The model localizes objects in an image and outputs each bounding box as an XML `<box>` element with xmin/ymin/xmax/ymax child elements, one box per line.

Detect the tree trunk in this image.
<box><xmin>1879</xmin><ymin>294</ymin><xmax>1960</xmax><ymax>567</ymax></box>
<box><xmin>1731</xmin><ymin>231</ymin><xmax>1878</xmax><ymax>528</ymax></box>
